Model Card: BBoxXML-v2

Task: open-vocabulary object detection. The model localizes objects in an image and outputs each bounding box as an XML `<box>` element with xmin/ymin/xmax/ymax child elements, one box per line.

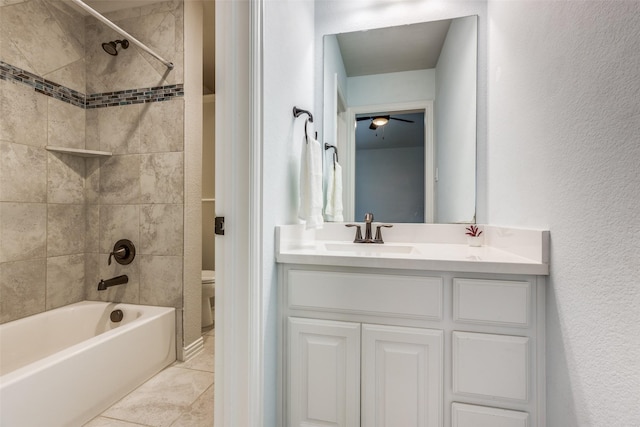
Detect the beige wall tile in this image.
<box><xmin>0</xmin><ymin>258</ymin><xmax>46</xmax><ymax>323</ymax></box>
<box><xmin>139</xmin><ymin>99</ymin><xmax>184</xmax><ymax>153</ymax></box>
<box><xmin>86</xmin><ymin>252</ymin><xmax>140</xmax><ymax>303</ymax></box>
<box><xmin>85</xmin><ymin>1</ymin><xmax>183</xmax><ymax>93</ymax></box>
<box><xmin>140</xmin><ymin>203</ymin><xmax>183</xmax><ymax>256</ymax></box>
<box><xmin>99</xmin><ymin>155</ymin><xmax>141</xmax><ymax>204</ymax></box>
<box><xmin>0</xmin><ymin>80</ymin><xmax>47</xmax><ymax>147</ymax></box>
<box><xmin>0</xmin><ymin>0</ymin><xmax>83</xmax><ymax>76</ymax></box>
<box><xmin>85</xmin><ymin>158</ymin><xmax>101</xmax><ymax>204</ymax></box>
<box><xmin>0</xmin><ymin>202</ymin><xmax>46</xmax><ymax>262</ymax></box>
<box><xmin>47</xmin><ymin>152</ymin><xmax>85</xmax><ymax>204</ymax></box>
<box><xmin>46</xmin><ymin>253</ymin><xmax>85</xmax><ymax>309</ymax></box>
<box><xmin>140</xmin><ymin>152</ymin><xmax>183</xmax><ymax>203</ymax></box>
<box><xmin>0</xmin><ymin>141</ymin><xmax>47</xmax><ymax>202</ymax></box>
<box><xmin>95</xmin><ymin>104</ymin><xmax>141</xmax><ymax>154</ymax></box>
<box><xmin>98</xmin><ymin>204</ymin><xmax>139</xmax><ymax>254</ymax></box>
<box><xmin>139</xmin><ymin>254</ymin><xmax>182</xmax><ymax>308</ymax></box>
<box><xmin>47</xmin><ymin>204</ymin><xmax>85</xmax><ymax>257</ymax></box>
<box><xmin>48</xmin><ymin>97</ymin><xmax>85</xmax><ymax>149</ymax></box>
<box><xmin>85</xmin><ymin>204</ymin><xmax>100</xmax><ymax>253</ymax></box>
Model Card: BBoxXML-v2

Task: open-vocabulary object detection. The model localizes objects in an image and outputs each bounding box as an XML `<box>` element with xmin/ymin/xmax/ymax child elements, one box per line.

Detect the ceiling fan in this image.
<box><xmin>357</xmin><ymin>115</ymin><xmax>415</xmax><ymax>130</ymax></box>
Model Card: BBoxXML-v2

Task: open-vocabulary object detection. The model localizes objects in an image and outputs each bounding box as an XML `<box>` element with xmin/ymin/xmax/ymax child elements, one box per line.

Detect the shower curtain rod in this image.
<box><xmin>69</xmin><ymin>0</ymin><xmax>174</xmax><ymax>70</ymax></box>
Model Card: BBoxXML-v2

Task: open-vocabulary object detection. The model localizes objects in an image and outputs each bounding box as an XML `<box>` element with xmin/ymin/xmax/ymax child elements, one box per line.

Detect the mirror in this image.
<box><xmin>323</xmin><ymin>16</ymin><xmax>477</xmax><ymax>224</ymax></box>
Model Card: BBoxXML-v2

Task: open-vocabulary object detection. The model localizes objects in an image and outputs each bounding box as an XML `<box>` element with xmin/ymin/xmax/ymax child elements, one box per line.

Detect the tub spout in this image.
<box><xmin>98</xmin><ymin>275</ymin><xmax>128</xmax><ymax>291</ymax></box>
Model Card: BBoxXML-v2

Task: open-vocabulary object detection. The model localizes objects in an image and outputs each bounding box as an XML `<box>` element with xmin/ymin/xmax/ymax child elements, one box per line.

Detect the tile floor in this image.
<box><xmin>83</xmin><ymin>328</ymin><xmax>215</xmax><ymax>427</ymax></box>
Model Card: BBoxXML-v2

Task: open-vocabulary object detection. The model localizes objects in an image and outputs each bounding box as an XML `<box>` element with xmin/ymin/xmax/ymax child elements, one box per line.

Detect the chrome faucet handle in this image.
<box><xmin>374</xmin><ymin>224</ymin><xmax>393</xmax><ymax>243</ymax></box>
<box><xmin>345</xmin><ymin>224</ymin><xmax>363</xmax><ymax>242</ymax></box>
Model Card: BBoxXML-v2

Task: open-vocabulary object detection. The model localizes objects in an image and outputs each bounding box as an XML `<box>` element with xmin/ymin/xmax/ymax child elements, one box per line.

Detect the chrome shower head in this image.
<box><xmin>102</xmin><ymin>39</ymin><xmax>129</xmax><ymax>56</ymax></box>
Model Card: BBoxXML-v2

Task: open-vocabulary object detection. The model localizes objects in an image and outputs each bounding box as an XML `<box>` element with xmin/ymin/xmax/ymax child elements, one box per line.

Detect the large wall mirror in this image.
<box><xmin>323</xmin><ymin>15</ymin><xmax>477</xmax><ymax>224</ymax></box>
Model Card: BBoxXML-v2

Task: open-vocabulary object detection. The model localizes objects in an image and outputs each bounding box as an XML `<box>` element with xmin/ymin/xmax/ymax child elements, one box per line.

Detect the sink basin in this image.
<box><xmin>323</xmin><ymin>242</ymin><xmax>418</xmax><ymax>255</ymax></box>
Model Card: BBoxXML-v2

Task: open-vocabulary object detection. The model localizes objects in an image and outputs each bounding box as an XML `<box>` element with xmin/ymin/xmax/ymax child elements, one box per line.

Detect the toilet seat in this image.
<box><xmin>202</xmin><ymin>270</ymin><xmax>215</xmax><ymax>284</ymax></box>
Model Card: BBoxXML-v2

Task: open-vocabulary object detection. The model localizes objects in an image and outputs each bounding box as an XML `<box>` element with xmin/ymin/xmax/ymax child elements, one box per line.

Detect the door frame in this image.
<box><xmin>214</xmin><ymin>0</ymin><xmax>264</xmax><ymax>425</ymax></box>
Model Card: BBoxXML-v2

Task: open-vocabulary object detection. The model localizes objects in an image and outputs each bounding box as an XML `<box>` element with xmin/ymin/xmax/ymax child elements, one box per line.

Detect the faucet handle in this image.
<box><xmin>374</xmin><ymin>224</ymin><xmax>393</xmax><ymax>243</ymax></box>
<box><xmin>345</xmin><ymin>224</ymin><xmax>363</xmax><ymax>242</ymax></box>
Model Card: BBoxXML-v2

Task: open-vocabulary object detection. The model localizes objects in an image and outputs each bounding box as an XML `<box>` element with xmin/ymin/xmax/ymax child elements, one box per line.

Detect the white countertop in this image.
<box><xmin>276</xmin><ymin>224</ymin><xmax>550</xmax><ymax>275</ymax></box>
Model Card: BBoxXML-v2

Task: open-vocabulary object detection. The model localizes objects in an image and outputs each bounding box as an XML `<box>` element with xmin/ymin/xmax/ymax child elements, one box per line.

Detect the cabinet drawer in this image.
<box><xmin>453</xmin><ymin>278</ymin><xmax>530</xmax><ymax>327</ymax></box>
<box><xmin>288</xmin><ymin>270</ymin><xmax>443</xmax><ymax>320</ymax></box>
<box><xmin>452</xmin><ymin>403</ymin><xmax>529</xmax><ymax>427</ymax></box>
<box><xmin>452</xmin><ymin>331</ymin><xmax>529</xmax><ymax>402</ymax></box>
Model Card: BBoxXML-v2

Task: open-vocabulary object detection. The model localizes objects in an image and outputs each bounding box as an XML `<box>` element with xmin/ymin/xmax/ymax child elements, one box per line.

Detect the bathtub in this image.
<box><xmin>0</xmin><ymin>301</ymin><xmax>176</xmax><ymax>427</ymax></box>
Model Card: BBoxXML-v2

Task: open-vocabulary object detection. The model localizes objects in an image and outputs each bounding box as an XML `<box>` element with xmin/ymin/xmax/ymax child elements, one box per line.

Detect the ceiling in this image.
<box><xmin>336</xmin><ymin>19</ymin><xmax>452</xmax><ymax>77</ymax></box>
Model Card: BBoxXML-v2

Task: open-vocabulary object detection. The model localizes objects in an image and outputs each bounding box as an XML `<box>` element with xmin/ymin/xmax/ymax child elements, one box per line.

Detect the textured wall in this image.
<box><xmin>487</xmin><ymin>1</ymin><xmax>640</xmax><ymax>425</ymax></box>
<box><xmin>0</xmin><ymin>0</ymin><xmax>87</xmax><ymax>323</ymax></box>
<box><xmin>0</xmin><ymin>0</ymin><xmax>186</xmax><ymax>325</ymax></box>
<box><xmin>83</xmin><ymin>1</ymin><xmax>185</xmax><ymax>309</ymax></box>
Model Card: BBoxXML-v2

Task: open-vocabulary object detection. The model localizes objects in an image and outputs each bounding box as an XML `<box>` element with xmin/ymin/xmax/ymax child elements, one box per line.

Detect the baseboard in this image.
<box><xmin>179</xmin><ymin>336</ymin><xmax>204</xmax><ymax>362</ymax></box>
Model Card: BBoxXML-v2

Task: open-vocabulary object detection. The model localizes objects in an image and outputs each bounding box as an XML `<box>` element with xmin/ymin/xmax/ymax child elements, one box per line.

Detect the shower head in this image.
<box><xmin>102</xmin><ymin>39</ymin><xmax>129</xmax><ymax>56</ymax></box>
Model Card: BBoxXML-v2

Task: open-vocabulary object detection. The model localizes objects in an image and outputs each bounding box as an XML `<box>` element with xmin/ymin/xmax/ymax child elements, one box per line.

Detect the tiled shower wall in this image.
<box><xmin>0</xmin><ymin>0</ymin><xmax>185</xmax><ymax>324</ymax></box>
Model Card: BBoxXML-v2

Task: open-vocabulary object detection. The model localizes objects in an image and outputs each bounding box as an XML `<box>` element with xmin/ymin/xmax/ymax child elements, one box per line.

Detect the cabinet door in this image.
<box><xmin>288</xmin><ymin>317</ymin><xmax>361</xmax><ymax>427</ymax></box>
<box><xmin>361</xmin><ymin>324</ymin><xmax>443</xmax><ymax>427</ymax></box>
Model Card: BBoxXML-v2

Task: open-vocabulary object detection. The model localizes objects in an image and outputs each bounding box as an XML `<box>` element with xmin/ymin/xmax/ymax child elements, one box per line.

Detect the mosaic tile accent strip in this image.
<box><xmin>0</xmin><ymin>61</ymin><xmax>184</xmax><ymax>109</ymax></box>
<box><xmin>1</xmin><ymin>61</ymin><xmax>85</xmax><ymax>108</ymax></box>
<box><xmin>86</xmin><ymin>85</ymin><xmax>184</xmax><ymax>108</ymax></box>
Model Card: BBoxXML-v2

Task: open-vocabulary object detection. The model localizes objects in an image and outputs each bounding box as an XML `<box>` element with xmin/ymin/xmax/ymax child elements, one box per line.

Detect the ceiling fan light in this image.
<box><xmin>372</xmin><ymin>117</ymin><xmax>389</xmax><ymax>127</ymax></box>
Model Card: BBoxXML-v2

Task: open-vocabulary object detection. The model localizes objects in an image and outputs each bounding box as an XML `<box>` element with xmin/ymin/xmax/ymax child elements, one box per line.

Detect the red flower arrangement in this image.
<box><xmin>465</xmin><ymin>225</ymin><xmax>483</xmax><ymax>237</ymax></box>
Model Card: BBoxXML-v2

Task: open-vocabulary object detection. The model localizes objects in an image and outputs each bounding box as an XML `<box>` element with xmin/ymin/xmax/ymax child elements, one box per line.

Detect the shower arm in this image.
<box><xmin>69</xmin><ymin>0</ymin><xmax>174</xmax><ymax>70</ymax></box>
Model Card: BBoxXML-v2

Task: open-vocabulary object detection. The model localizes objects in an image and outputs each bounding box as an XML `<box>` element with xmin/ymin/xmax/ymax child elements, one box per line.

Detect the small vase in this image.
<box><xmin>466</xmin><ymin>235</ymin><xmax>484</xmax><ymax>247</ymax></box>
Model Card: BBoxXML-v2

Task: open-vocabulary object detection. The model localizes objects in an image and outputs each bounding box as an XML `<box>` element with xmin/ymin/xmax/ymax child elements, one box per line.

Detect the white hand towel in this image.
<box><xmin>299</xmin><ymin>127</ymin><xmax>324</xmax><ymax>229</ymax></box>
<box><xmin>324</xmin><ymin>161</ymin><xmax>344</xmax><ymax>222</ymax></box>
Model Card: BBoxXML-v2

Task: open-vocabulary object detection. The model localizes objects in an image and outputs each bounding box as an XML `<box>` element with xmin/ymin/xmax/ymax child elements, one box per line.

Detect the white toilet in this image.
<box><xmin>201</xmin><ymin>270</ymin><xmax>215</xmax><ymax>327</ymax></box>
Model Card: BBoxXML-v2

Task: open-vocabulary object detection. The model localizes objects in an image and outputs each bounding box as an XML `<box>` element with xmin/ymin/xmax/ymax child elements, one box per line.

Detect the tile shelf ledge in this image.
<box><xmin>45</xmin><ymin>146</ymin><xmax>112</xmax><ymax>158</ymax></box>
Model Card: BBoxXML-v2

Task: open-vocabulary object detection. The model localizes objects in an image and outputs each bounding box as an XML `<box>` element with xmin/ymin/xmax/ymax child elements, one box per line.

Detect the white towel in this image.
<box><xmin>299</xmin><ymin>123</ymin><xmax>324</xmax><ymax>229</ymax></box>
<box><xmin>324</xmin><ymin>161</ymin><xmax>344</xmax><ymax>222</ymax></box>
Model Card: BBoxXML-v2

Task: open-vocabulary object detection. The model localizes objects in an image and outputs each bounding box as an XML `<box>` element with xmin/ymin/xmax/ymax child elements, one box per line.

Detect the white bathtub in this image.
<box><xmin>0</xmin><ymin>301</ymin><xmax>176</xmax><ymax>427</ymax></box>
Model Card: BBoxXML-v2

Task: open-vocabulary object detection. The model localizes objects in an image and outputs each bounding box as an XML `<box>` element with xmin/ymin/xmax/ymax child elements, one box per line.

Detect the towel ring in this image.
<box><xmin>324</xmin><ymin>143</ymin><xmax>339</xmax><ymax>169</ymax></box>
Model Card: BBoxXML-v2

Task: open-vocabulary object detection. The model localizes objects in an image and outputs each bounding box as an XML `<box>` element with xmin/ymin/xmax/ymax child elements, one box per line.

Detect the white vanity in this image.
<box><xmin>276</xmin><ymin>223</ymin><xmax>549</xmax><ymax>427</ymax></box>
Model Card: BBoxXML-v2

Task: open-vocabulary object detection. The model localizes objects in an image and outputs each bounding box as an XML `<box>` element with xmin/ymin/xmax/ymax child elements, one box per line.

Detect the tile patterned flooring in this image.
<box><xmin>83</xmin><ymin>328</ymin><xmax>215</xmax><ymax>427</ymax></box>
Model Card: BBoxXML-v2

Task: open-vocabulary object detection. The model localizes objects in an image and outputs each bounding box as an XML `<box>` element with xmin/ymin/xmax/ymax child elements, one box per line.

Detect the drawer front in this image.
<box><xmin>288</xmin><ymin>270</ymin><xmax>443</xmax><ymax>320</ymax></box>
<box><xmin>453</xmin><ymin>278</ymin><xmax>530</xmax><ymax>327</ymax></box>
<box><xmin>452</xmin><ymin>403</ymin><xmax>529</xmax><ymax>427</ymax></box>
<box><xmin>452</xmin><ymin>331</ymin><xmax>530</xmax><ymax>402</ymax></box>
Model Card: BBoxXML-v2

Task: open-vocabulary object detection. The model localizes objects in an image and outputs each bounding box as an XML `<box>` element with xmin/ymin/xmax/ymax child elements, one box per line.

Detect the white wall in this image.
<box><xmin>435</xmin><ymin>16</ymin><xmax>477</xmax><ymax>223</ymax></box>
<box><xmin>263</xmin><ymin>0</ymin><xmax>316</xmax><ymax>425</ymax></box>
<box><xmin>347</xmin><ymin>69</ymin><xmax>435</xmax><ymax>107</ymax></box>
<box><xmin>487</xmin><ymin>1</ymin><xmax>640</xmax><ymax>425</ymax></box>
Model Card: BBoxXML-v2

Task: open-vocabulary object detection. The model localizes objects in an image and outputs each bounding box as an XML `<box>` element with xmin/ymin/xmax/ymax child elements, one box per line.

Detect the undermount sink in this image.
<box><xmin>323</xmin><ymin>242</ymin><xmax>418</xmax><ymax>254</ymax></box>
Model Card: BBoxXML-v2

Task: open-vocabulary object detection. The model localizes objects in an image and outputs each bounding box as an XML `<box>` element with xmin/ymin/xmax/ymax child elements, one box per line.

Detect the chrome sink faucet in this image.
<box><xmin>346</xmin><ymin>213</ymin><xmax>392</xmax><ymax>243</ymax></box>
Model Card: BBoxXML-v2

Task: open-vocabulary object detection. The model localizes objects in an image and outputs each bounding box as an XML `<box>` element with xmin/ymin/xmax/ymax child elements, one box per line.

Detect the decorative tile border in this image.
<box><xmin>86</xmin><ymin>85</ymin><xmax>184</xmax><ymax>108</ymax></box>
<box><xmin>0</xmin><ymin>61</ymin><xmax>183</xmax><ymax>109</ymax></box>
<box><xmin>0</xmin><ymin>61</ymin><xmax>85</xmax><ymax>108</ymax></box>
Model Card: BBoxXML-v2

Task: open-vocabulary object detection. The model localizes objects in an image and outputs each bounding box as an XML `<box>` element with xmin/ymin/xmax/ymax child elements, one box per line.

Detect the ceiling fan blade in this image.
<box><xmin>389</xmin><ymin>117</ymin><xmax>415</xmax><ymax>123</ymax></box>
<box><xmin>356</xmin><ymin>116</ymin><xmax>372</xmax><ymax>121</ymax></box>
<box><xmin>369</xmin><ymin>122</ymin><xmax>378</xmax><ymax>130</ymax></box>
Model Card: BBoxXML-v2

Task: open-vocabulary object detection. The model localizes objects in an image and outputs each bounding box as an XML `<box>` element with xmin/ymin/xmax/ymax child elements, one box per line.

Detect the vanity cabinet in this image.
<box><xmin>288</xmin><ymin>317</ymin><xmax>443</xmax><ymax>427</ymax></box>
<box><xmin>278</xmin><ymin>265</ymin><xmax>546</xmax><ymax>427</ymax></box>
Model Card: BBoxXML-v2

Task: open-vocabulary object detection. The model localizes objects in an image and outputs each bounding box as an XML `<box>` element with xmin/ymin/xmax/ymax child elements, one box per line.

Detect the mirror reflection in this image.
<box><xmin>323</xmin><ymin>15</ymin><xmax>477</xmax><ymax>224</ymax></box>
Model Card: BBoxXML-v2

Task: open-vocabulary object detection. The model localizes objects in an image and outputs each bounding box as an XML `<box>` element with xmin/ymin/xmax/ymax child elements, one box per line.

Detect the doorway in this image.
<box><xmin>346</xmin><ymin>101</ymin><xmax>434</xmax><ymax>223</ymax></box>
